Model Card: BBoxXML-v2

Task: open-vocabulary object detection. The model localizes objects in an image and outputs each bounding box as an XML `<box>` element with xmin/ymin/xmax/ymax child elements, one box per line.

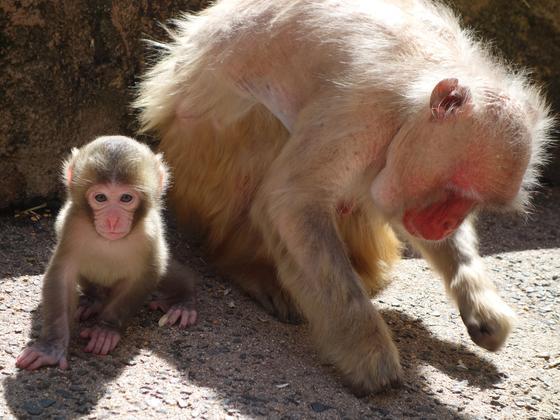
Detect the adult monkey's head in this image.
<box><xmin>371</xmin><ymin>77</ymin><xmax>553</xmax><ymax>241</ymax></box>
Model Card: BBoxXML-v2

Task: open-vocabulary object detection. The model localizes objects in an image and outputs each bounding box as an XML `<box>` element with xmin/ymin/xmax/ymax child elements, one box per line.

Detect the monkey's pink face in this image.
<box><xmin>401</xmin><ymin>191</ymin><xmax>476</xmax><ymax>241</ymax></box>
<box><xmin>371</xmin><ymin>79</ymin><xmax>531</xmax><ymax>242</ymax></box>
<box><xmin>86</xmin><ymin>184</ymin><xmax>141</xmax><ymax>241</ymax></box>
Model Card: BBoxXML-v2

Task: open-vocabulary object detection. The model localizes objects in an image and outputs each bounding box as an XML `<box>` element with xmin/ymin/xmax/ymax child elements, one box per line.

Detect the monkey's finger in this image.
<box><xmin>177</xmin><ymin>309</ymin><xmax>197</xmax><ymax>328</ymax></box>
<box><xmin>188</xmin><ymin>310</ymin><xmax>198</xmax><ymax>326</ymax></box>
<box><xmin>100</xmin><ymin>335</ymin><xmax>113</xmax><ymax>356</ymax></box>
<box><xmin>110</xmin><ymin>334</ymin><xmax>120</xmax><ymax>352</ymax></box>
<box><xmin>179</xmin><ymin>313</ymin><xmax>189</xmax><ymax>328</ymax></box>
<box><xmin>15</xmin><ymin>348</ymin><xmax>32</xmax><ymax>365</ymax></box>
<box><xmin>93</xmin><ymin>330</ymin><xmax>108</xmax><ymax>354</ymax></box>
<box><xmin>149</xmin><ymin>301</ymin><xmax>166</xmax><ymax>312</ymax></box>
<box><xmin>27</xmin><ymin>355</ymin><xmax>55</xmax><ymax>371</ymax></box>
<box><xmin>166</xmin><ymin>308</ymin><xmax>183</xmax><ymax>326</ymax></box>
<box><xmin>16</xmin><ymin>349</ymin><xmax>39</xmax><ymax>368</ymax></box>
<box><xmin>83</xmin><ymin>329</ymin><xmax>100</xmax><ymax>352</ymax></box>
<box><xmin>58</xmin><ymin>357</ymin><xmax>69</xmax><ymax>370</ymax></box>
<box><xmin>82</xmin><ymin>307</ymin><xmax>96</xmax><ymax>320</ymax></box>
<box><xmin>80</xmin><ymin>327</ymin><xmax>92</xmax><ymax>338</ymax></box>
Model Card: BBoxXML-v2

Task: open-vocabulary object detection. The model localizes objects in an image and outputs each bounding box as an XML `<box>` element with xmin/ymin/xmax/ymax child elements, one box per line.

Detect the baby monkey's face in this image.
<box><xmin>86</xmin><ymin>183</ymin><xmax>141</xmax><ymax>241</ymax></box>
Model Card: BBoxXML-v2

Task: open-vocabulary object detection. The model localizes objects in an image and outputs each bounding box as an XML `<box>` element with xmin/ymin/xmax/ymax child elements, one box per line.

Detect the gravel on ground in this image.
<box><xmin>1</xmin><ymin>188</ymin><xmax>559</xmax><ymax>419</ymax></box>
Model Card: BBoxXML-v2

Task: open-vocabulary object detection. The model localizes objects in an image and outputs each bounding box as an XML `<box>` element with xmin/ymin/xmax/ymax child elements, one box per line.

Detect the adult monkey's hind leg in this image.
<box><xmin>160</xmin><ymin>110</ymin><xmax>300</xmax><ymax>323</ymax></box>
<box><xmin>338</xmin><ymin>204</ymin><xmax>401</xmax><ymax>298</ymax></box>
<box><xmin>251</xmin><ymin>128</ymin><xmax>402</xmax><ymax>395</ymax></box>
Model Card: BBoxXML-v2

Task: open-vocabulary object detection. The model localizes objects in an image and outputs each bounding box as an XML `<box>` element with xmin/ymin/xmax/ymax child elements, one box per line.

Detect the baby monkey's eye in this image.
<box><xmin>120</xmin><ymin>194</ymin><xmax>134</xmax><ymax>203</ymax></box>
<box><xmin>95</xmin><ymin>194</ymin><xmax>107</xmax><ymax>203</ymax></box>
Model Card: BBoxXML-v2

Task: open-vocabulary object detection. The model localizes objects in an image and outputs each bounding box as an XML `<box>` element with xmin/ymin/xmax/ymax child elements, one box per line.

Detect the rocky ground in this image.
<box><xmin>0</xmin><ymin>188</ymin><xmax>558</xmax><ymax>419</ymax></box>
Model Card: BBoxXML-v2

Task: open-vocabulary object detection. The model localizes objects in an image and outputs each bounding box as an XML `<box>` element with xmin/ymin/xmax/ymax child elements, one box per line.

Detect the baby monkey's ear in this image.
<box><xmin>155</xmin><ymin>153</ymin><xmax>171</xmax><ymax>195</ymax></box>
<box><xmin>62</xmin><ymin>147</ymin><xmax>80</xmax><ymax>187</ymax></box>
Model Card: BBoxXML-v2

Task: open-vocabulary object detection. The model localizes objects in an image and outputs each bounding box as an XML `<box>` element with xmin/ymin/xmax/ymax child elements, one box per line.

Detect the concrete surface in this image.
<box><xmin>0</xmin><ymin>188</ymin><xmax>559</xmax><ymax>419</ymax></box>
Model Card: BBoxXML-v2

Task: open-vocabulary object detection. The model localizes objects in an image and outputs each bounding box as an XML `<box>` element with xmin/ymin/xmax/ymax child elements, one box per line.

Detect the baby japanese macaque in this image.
<box><xmin>135</xmin><ymin>0</ymin><xmax>554</xmax><ymax>394</ymax></box>
<box><xmin>16</xmin><ymin>136</ymin><xmax>197</xmax><ymax>370</ymax></box>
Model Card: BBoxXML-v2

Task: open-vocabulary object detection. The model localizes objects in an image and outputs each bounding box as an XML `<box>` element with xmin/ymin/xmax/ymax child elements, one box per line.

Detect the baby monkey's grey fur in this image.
<box><xmin>16</xmin><ymin>136</ymin><xmax>197</xmax><ymax>370</ymax></box>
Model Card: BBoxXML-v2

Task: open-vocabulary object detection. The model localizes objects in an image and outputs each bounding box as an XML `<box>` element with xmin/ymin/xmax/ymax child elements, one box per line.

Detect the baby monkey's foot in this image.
<box><xmin>80</xmin><ymin>325</ymin><xmax>121</xmax><ymax>355</ymax></box>
<box><xmin>149</xmin><ymin>299</ymin><xmax>198</xmax><ymax>328</ymax></box>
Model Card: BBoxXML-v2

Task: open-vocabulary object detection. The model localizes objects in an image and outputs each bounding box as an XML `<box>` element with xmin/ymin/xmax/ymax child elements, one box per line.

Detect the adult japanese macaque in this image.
<box><xmin>134</xmin><ymin>0</ymin><xmax>553</xmax><ymax>394</ymax></box>
<box><xmin>16</xmin><ymin>136</ymin><xmax>198</xmax><ymax>371</ymax></box>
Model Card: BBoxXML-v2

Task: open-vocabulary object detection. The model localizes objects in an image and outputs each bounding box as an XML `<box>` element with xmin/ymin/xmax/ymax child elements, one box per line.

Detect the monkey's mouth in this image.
<box><xmin>402</xmin><ymin>193</ymin><xmax>475</xmax><ymax>241</ymax></box>
<box><xmin>97</xmin><ymin>230</ymin><xmax>129</xmax><ymax>241</ymax></box>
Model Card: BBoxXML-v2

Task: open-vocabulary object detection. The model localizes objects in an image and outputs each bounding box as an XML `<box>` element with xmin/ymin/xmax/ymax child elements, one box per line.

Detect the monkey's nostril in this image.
<box><xmin>107</xmin><ymin>218</ymin><xmax>119</xmax><ymax>231</ymax></box>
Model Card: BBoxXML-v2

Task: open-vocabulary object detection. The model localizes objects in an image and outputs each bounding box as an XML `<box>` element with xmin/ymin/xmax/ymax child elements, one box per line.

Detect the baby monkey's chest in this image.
<box><xmin>77</xmin><ymin>239</ymin><xmax>150</xmax><ymax>286</ymax></box>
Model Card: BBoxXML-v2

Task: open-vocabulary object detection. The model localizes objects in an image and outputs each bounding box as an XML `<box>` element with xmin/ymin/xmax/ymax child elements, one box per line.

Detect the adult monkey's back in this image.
<box><xmin>135</xmin><ymin>0</ymin><xmax>553</xmax><ymax>394</ymax></box>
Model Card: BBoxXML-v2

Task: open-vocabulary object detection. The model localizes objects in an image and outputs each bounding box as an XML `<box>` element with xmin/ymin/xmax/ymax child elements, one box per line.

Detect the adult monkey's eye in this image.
<box><xmin>120</xmin><ymin>194</ymin><xmax>133</xmax><ymax>203</ymax></box>
<box><xmin>95</xmin><ymin>193</ymin><xmax>107</xmax><ymax>202</ymax></box>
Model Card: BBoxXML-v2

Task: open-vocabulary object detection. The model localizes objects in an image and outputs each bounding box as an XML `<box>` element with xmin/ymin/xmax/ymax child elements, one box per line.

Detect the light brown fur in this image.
<box><xmin>162</xmin><ymin>105</ymin><xmax>401</xmax><ymax>316</ymax></box>
<box><xmin>135</xmin><ymin>0</ymin><xmax>553</xmax><ymax>394</ymax></box>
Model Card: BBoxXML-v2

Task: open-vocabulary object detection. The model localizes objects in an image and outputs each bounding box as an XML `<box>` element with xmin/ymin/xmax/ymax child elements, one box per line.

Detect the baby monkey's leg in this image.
<box><xmin>76</xmin><ymin>278</ymin><xmax>108</xmax><ymax>321</ymax></box>
<box><xmin>150</xmin><ymin>259</ymin><xmax>198</xmax><ymax>328</ymax></box>
<box><xmin>80</xmin><ymin>273</ymin><xmax>156</xmax><ymax>355</ymax></box>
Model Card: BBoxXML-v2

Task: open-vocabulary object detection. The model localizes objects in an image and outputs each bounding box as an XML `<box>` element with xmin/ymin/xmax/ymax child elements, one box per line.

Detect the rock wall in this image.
<box><xmin>1</xmin><ymin>0</ymin><xmax>558</xmax><ymax>209</ymax></box>
<box><xmin>0</xmin><ymin>0</ymin><xmax>210</xmax><ymax>208</ymax></box>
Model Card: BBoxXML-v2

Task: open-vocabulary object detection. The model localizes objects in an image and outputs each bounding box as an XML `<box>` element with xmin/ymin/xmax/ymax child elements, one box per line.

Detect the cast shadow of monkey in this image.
<box><xmin>3</xmin><ymin>279</ymin><xmax>502</xmax><ymax>419</ymax></box>
<box><xmin>476</xmin><ymin>187</ymin><xmax>560</xmax><ymax>255</ymax></box>
<box><xmin>1</xmin><ymin>209</ymin><xmax>510</xmax><ymax>419</ymax></box>
<box><xmin>2</xmin><ymin>187</ymin><xmax>557</xmax><ymax>417</ymax></box>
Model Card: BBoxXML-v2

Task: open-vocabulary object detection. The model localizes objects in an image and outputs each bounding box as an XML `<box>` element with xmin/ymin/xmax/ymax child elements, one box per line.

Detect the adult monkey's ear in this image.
<box><xmin>430</xmin><ymin>78</ymin><xmax>472</xmax><ymax>120</ymax></box>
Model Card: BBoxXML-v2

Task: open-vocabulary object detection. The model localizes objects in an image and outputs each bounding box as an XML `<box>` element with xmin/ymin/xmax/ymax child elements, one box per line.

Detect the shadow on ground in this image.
<box><xmin>2</xmin><ymin>285</ymin><xmax>501</xmax><ymax>418</ymax></box>
<box><xmin>476</xmin><ymin>187</ymin><xmax>560</xmax><ymax>255</ymax></box>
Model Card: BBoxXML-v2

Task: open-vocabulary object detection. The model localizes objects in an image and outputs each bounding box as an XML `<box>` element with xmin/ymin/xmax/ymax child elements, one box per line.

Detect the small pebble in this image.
<box><xmin>55</xmin><ymin>389</ymin><xmax>73</xmax><ymax>399</ymax></box>
<box><xmin>535</xmin><ymin>353</ymin><xmax>551</xmax><ymax>360</ymax></box>
<box><xmin>457</xmin><ymin>359</ymin><xmax>468</xmax><ymax>370</ymax></box>
<box><xmin>22</xmin><ymin>401</ymin><xmax>43</xmax><ymax>416</ymax></box>
<box><xmin>310</xmin><ymin>402</ymin><xmax>332</xmax><ymax>413</ymax></box>
<box><xmin>146</xmin><ymin>397</ymin><xmax>162</xmax><ymax>408</ymax></box>
<box><xmin>39</xmin><ymin>399</ymin><xmax>56</xmax><ymax>408</ymax></box>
